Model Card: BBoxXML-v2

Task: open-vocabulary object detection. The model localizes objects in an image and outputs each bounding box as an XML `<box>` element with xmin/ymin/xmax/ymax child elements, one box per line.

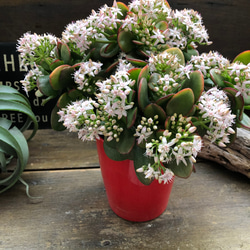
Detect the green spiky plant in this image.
<box><xmin>17</xmin><ymin>0</ymin><xmax>249</xmax><ymax>185</ymax></box>
<box><xmin>0</xmin><ymin>85</ymin><xmax>38</xmax><ymax>194</ymax></box>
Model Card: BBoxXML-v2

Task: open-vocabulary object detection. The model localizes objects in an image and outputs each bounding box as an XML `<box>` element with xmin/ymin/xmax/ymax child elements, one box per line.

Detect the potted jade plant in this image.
<box><xmin>0</xmin><ymin>85</ymin><xmax>38</xmax><ymax>195</ymax></box>
<box><xmin>17</xmin><ymin>0</ymin><xmax>249</xmax><ymax>221</ymax></box>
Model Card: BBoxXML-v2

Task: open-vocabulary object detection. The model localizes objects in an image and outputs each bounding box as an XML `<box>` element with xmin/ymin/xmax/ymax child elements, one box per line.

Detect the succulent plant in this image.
<box><xmin>17</xmin><ymin>0</ymin><xmax>249</xmax><ymax>185</ymax></box>
<box><xmin>0</xmin><ymin>85</ymin><xmax>38</xmax><ymax>193</ymax></box>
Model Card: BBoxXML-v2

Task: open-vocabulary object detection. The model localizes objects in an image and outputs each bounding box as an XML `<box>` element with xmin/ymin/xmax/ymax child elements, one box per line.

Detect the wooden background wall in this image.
<box><xmin>0</xmin><ymin>0</ymin><xmax>249</xmax><ymax>60</ymax></box>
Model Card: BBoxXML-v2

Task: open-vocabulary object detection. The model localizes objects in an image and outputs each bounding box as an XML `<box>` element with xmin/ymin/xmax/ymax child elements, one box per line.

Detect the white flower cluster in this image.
<box><xmin>134</xmin><ymin>116</ymin><xmax>159</xmax><ymax>144</ymax></box>
<box><xmin>20</xmin><ymin>65</ymin><xmax>43</xmax><ymax>94</ymax></box>
<box><xmin>136</xmin><ymin>114</ymin><xmax>202</xmax><ymax>184</ymax></box>
<box><xmin>198</xmin><ymin>87</ymin><xmax>236</xmax><ymax>146</ymax></box>
<box><xmin>148</xmin><ymin>50</ymin><xmax>190</xmax><ymax>96</ymax></box>
<box><xmin>189</xmin><ymin>51</ymin><xmax>230</xmax><ymax>78</ymax></box>
<box><xmin>62</xmin><ymin>2</ymin><xmax>123</xmax><ymax>54</ymax></box>
<box><xmin>17</xmin><ymin>32</ymin><xmax>57</xmax><ymax>67</ymax></box>
<box><xmin>169</xmin><ymin>9</ymin><xmax>212</xmax><ymax>49</ymax></box>
<box><xmin>74</xmin><ymin>60</ymin><xmax>103</xmax><ymax>93</ymax></box>
<box><xmin>137</xmin><ymin>164</ymin><xmax>174</xmax><ymax>184</ymax></box>
<box><xmin>227</xmin><ymin>62</ymin><xmax>250</xmax><ymax>100</ymax></box>
<box><xmin>146</xmin><ymin>114</ymin><xmax>202</xmax><ymax>166</ymax></box>
<box><xmin>96</xmin><ymin>69</ymin><xmax>135</xmax><ymax>119</ymax></box>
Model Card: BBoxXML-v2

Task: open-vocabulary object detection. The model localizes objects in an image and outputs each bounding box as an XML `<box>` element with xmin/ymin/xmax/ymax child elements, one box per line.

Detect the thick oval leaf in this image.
<box><xmin>57</xmin><ymin>92</ymin><xmax>71</xmax><ymax>109</ymax></box>
<box><xmin>138</xmin><ymin>65</ymin><xmax>149</xmax><ymax>83</ymax></box>
<box><xmin>233</xmin><ymin>50</ymin><xmax>250</xmax><ymax>64</ymax></box>
<box><xmin>166</xmin><ymin>88</ymin><xmax>194</xmax><ymax>116</ymax></box>
<box><xmin>127</xmin><ymin>107</ymin><xmax>137</xmax><ymax>128</ymax></box>
<box><xmin>60</xmin><ymin>43</ymin><xmax>71</xmax><ymax>64</ymax></box>
<box><xmin>181</xmin><ymin>71</ymin><xmax>204</xmax><ymax>102</ymax></box>
<box><xmin>163</xmin><ymin>159</ymin><xmax>193</xmax><ymax>178</ymax></box>
<box><xmin>155</xmin><ymin>21</ymin><xmax>168</xmax><ymax>31</ymax></box>
<box><xmin>126</xmin><ymin>57</ymin><xmax>147</xmax><ymax>67</ymax></box>
<box><xmin>165</xmin><ymin>47</ymin><xmax>185</xmax><ymax>66</ymax></box>
<box><xmin>118</xmin><ymin>30</ymin><xmax>134</xmax><ymax>53</ymax></box>
<box><xmin>128</xmin><ymin>68</ymin><xmax>141</xmax><ymax>82</ymax></box>
<box><xmin>100</xmin><ymin>43</ymin><xmax>120</xmax><ymax>58</ymax></box>
<box><xmin>116</xmin><ymin>129</ymin><xmax>135</xmax><ymax>155</ymax></box>
<box><xmin>49</xmin><ymin>59</ymin><xmax>64</xmax><ymax>71</ymax></box>
<box><xmin>49</xmin><ymin>65</ymin><xmax>75</xmax><ymax>90</ymax></box>
<box><xmin>37</xmin><ymin>75</ymin><xmax>59</xmax><ymax>97</ymax></box>
<box><xmin>116</xmin><ymin>2</ymin><xmax>129</xmax><ymax>19</ymax></box>
<box><xmin>103</xmin><ymin>140</ymin><xmax>132</xmax><ymax>161</ymax></box>
<box><xmin>50</xmin><ymin>105</ymin><xmax>66</xmax><ymax>131</ymax></box>
<box><xmin>238</xmin><ymin>112</ymin><xmax>250</xmax><ymax>130</ymax></box>
<box><xmin>210</xmin><ymin>68</ymin><xmax>225</xmax><ymax>88</ymax></box>
<box><xmin>155</xmin><ymin>94</ymin><xmax>174</xmax><ymax>110</ymax></box>
<box><xmin>133</xmin><ymin>145</ymin><xmax>154</xmax><ymax>185</ymax></box>
<box><xmin>144</xmin><ymin>103</ymin><xmax>167</xmax><ymax>123</ymax></box>
<box><xmin>223</xmin><ymin>87</ymin><xmax>244</xmax><ymax>120</ymax></box>
<box><xmin>138</xmin><ymin>77</ymin><xmax>150</xmax><ymax>111</ymax></box>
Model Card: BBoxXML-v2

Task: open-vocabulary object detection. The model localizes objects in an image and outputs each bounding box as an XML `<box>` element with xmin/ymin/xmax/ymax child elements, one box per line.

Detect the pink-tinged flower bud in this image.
<box><xmin>188</xmin><ymin>126</ymin><xmax>197</xmax><ymax>133</ymax></box>
<box><xmin>190</xmin><ymin>156</ymin><xmax>196</xmax><ymax>163</ymax></box>
<box><xmin>227</xmin><ymin>127</ymin><xmax>235</xmax><ymax>134</ymax></box>
<box><xmin>218</xmin><ymin>141</ymin><xmax>226</xmax><ymax>147</ymax></box>
<box><xmin>136</xmin><ymin>167</ymin><xmax>144</xmax><ymax>173</ymax></box>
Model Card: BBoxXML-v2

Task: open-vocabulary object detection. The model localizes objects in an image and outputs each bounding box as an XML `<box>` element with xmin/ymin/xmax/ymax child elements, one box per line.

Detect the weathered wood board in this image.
<box><xmin>0</xmin><ymin>128</ymin><xmax>250</xmax><ymax>249</ymax></box>
<box><xmin>0</xmin><ymin>163</ymin><xmax>250</xmax><ymax>249</ymax></box>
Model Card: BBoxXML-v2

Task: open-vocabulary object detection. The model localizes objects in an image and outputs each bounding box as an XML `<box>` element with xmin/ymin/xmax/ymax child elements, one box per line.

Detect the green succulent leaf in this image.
<box><xmin>144</xmin><ymin>103</ymin><xmax>167</xmax><ymax>123</ymax></box>
<box><xmin>163</xmin><ymin>159</ymin><xmax>193</xmax><ymax>178</ymax></box>
<box><xmin>223</xmin><ymin>87</ymin><xmax>244</xmax><ymax>120</ymax></box>
<box><xmin>138</xmin><ymin>77</ymin><xmax>150</xmax><ymax>111</ymax></box>
<box><xmin>233</xmin><ymin>50</ymin><xmax>250</xmax><ymax>64</ymax></box>
<box><xmin>118</xmin><ymin>30</ymin><xmax>134</xmax><ymax>53</ymax></box>
<box><xmin>50</xmin><ymin>105</ymin><xmax>65</xmax><ymax>131</ymax></box>
<box><xmin>155</xmin><ymin>94</ymin><xmax>174</xmax><ymax>110</ymax></box>
<box><xmin>126</xmin><ymin>57</ymin><xmax>147</xmax><ymax>67</ymax></box>
<box><xmin>133</xmin><ymin>145</ymin><xmax>154</xmax><ymax>185</ymax></box>
<box><xmin>181</xmin><ymin>71</ymin><xmax>204</xmax><ymax>102</ymax></box>
<box><xmin>165</xmin><ymin>47</ymin><xmax>185</xmax><ymax>66</ymax></box>
<box><xmin>100</xmin><ymin>43</ymin><xmax>120</xmax><ymax>58</ymax></box>
<box><xmin>183</xmin><ymin>47</ymin><xmax>199</xmax><ymax>61</ymax></box>
<box><xmin>155</xmin><ymin>21</ymin><xmax>168</xmax><ymax>31</ymax></box>
<box><xmin>166</xmin><ymin>88</ymin><xmax>195</xmax><ymax>116</ymax></box>
<box><xmin>128</xmin><ymin>68</ymin><xmax>141</xmax><ymax>82</ymax></box>
<box><xmin>49</xmin><ymin>65</ymin><xmax>75</xmax><ymax>91</ymax></box>
<box><xmin>37</xmin><ymin>75</ymin><xmax>60</xmax><ymax>97</ymax></box>
<box><xmin>103</xmin><ymin>139</ymin><xmax>132</xmax><ymax>161</ymax></box>
<box><xmin>127</xmin><ymin>107</ymin><xmax>138</xmax><ymax>128</ymax></box>
<box><xmin>49</xmin><ymin>59</ymin><xmax>64</xmax><ymax>71</ymax></box>
<box><xmin>138</xmin><ymin>65</ymin><xmax>149</xmax><ymax>83</ymax></box>
<box><xmin>116</xmin><ymin>2</ymin><xmax>129</xmax><ymax>19</ymax></box>
<box><xmin>60</xmin><ymin>43</ymin><xmax>71</xmax><ymax>64</ymax></box>
<box><xmin>210</xmin><ymin>68</ymin><xmax>225</xmax><ymax>88</ymax></box>
<box><xmin>116</xmin><ymin>129</ymin><xmax>135</xmax><ymax>154</ymax></box>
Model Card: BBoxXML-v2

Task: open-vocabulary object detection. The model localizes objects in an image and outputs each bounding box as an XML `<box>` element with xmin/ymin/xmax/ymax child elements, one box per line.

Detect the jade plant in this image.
<box><xmin>0</xmin><ymin>85</ymin><xmax>38</xmax><ymax>194</ymax></box>
<box><xmin>17</xmin><ymin>0</ymin><xmax>249</xmax><ymax>185</ymax></box>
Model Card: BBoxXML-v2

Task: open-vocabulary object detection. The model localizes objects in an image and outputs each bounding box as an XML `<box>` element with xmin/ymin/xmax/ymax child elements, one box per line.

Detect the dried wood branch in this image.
<box><xmin>198</xmin><ymin>128</ymin><xmax>250</xmax><ymax>178</ymax></box>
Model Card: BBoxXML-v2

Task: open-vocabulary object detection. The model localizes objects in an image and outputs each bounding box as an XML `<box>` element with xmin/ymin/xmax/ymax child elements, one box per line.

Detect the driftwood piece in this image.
<box><xmin>198</xmin><ymin>128</ymin><xmax>250</xmax><ymax>178</ymax></box>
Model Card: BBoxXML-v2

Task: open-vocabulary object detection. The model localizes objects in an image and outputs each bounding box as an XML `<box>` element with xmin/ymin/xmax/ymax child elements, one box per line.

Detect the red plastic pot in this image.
<box><xmin>96</xmin><ymin>138</ymin><xmax>174</xmax><ymax>222</ymax></box>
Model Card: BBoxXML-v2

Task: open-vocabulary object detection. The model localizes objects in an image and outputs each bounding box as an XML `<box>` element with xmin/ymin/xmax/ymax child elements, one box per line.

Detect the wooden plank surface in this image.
<box><xmin>0</xmin><ymin>0</ymin><xmax>249</xmax><ymax>60</ymax></box>
<box><xmin>24</xmin><ymin>129</ymin><xmax>99</xmax><ymax>170</ymax></box>
<box><xmin>0</xmin><ymin>128</ymin><xmax>250</xmax><ymax>249</ymax></box>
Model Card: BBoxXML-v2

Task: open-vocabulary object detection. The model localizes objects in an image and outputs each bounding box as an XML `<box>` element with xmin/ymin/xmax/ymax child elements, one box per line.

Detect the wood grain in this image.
<box><xmin>0</xmin><ymin>162</ymin><xmax>249</xmax><ymax>249</ymax></box>
<box><xmin>0</xmin><ymin>0</ymin><xmax>249</xmax><ymax>60</ymax></box>
<box><xmin>23</xmin><ymin>129</ymin><xmax>99</xmax><ymax>170</ymax></box>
